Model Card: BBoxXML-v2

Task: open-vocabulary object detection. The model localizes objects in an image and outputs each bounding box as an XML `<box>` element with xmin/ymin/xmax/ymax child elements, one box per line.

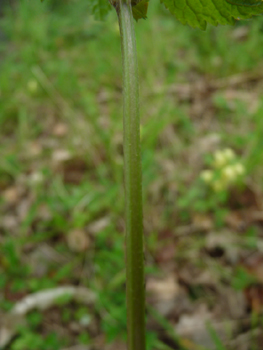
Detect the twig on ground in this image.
<box><xmin>0</xmin><ymin>286</ymin><xmax>96</xmax><ymax>349</ymax></box>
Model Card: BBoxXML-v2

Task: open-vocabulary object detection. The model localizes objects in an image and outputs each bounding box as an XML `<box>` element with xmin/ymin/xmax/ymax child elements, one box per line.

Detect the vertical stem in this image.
<box><xmin>117</xmin><ymin>1</ymin><xmax>146</xmax><ymax>350</ymax></box>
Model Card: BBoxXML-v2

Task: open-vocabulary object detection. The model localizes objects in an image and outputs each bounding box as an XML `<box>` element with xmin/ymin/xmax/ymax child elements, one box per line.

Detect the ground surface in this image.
<box><xmin>1</xmin><ymin>1</ymin><xmax>263</xmax><ymax>350</ymax></box>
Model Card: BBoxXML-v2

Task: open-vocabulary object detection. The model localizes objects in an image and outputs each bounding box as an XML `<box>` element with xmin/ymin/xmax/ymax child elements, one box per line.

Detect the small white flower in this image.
<box><xmin>223</xmin><ymin>148</ymin><xmax>235</xmax><ymax>162</ymax></box>
<box><xmin>222</xmin><ymin>165</ymin><xmax>237</xmax><ymax>182</ymax></box>
<box><xmin>213</xmin><ymin>150</ymin><xmax>227</xmax><ymax>168</ymax></box>
<box><xmin>233</xmin><ymin>163</ymin><xmax>245</xmax><ymax>176</ymax></box>
<box><xmin>200</xmin><ymin>170</ymin><xmax>213</xmax><ymax>183</ymax></box>
<box><xmin>213</xmin><ymin>148</ymin><xmax>237</xmax><ymax>169</ymax></box>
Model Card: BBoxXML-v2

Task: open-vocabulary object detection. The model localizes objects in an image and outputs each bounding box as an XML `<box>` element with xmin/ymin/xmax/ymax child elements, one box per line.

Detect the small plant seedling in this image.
<box><xmin>39</xmin><ymin>1</ymin><xmax>263</xmax><ymax>349</ymax></box>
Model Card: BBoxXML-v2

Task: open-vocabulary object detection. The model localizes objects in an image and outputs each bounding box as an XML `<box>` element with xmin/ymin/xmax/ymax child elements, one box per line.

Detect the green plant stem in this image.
<box><xmin>117</xmin><ymin>1</ymin><xmax>146</xmax><ymax>350</ymax></box>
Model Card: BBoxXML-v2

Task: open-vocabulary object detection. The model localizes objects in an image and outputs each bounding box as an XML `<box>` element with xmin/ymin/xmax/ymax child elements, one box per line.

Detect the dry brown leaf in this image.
<box><xmin>176</xmin><ymin>304</ymin><xmax>236</xmax><ymax>350</ymax></box>
<box><xmin>244</xmin><ymin>285</ymin><xmax>263</xmax><ymax>313</ymax></box>
<box><xmin>61</xmin><ymin>158</ymin><xmax>88</xmax><ymax>184</ymax></box>
<box><xmin>27</xmin><ymin>141</ymin><xmax>43</xmax><ymax>157</ymax></box>
<box><xmin>52</xmin><ymin>122</ymin><xmax>68</xmax><ymax>137</ymax></box>
<box><xmin>147</xmin><ymin>275</ymin><xmax>190</xmax><ymax>317</ymax></box>
<box><xmin>52</xmin><ymin>149</ymin><xmax>71</xmax><ymax>163</ymax></box>
<box><xmin>2</xmin><ymin>187</ymin><xmax>20</xmax><ymax>205</ymax></box>
<box><xmin>231</xmin><ymin>26</ymin><xmax>249</xmax><ymax>41</ymax></box>
<box><xmin>147</xmin><ymin>275</ymin><xmax>181</xmax><ymax>301</ymax></box>
<box><xmin>192</xmin><ymin>214</ymin><xmax>213</xmax><ymax>231</ymax></box>
<box><xmin>242</xmin><ymin>252</ymin><xmax>263</xmax><ymax>284</ymax></box>
<box><xmin>104</xmin><ymin>340</ymin><xmax>126</xmax><ymax>350</ymax></box>
<box><xmin>88</xmin><ymin>217</ymin><xmax>111</xmax><ymax>236</ymax></box>
<box><xmin>205</xmin><ymin>230</ymin><xmax>239</xmax><ymax>263</ymax></box>
<box><xmin>67</xmin><ymin>229</ymin><xmax>90</xmax><ymax>253</ymax></box>
<box><xmin>1</xmin><ymin>215</ymin><xmax>18</xmax><ymax>231</ymax></box>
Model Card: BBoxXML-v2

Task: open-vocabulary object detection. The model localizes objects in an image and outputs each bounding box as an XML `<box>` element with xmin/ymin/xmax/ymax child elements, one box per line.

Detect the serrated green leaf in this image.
<box><xmin>161</xmin><ymin>0</ymin><xmax>263</xmax><ymax>30</ymax></box>
<box><xmin>40</xmin><ymin>0</ymin><xmax>111</xmax><ymax>19</ymax></box>
<box><xmin>89</xmin><ymin>0</ymin><xmax>112</xmax><ymax>20</ymax></box>
<box><xmin>227</xmin><ymin>0</ymin><xmax>262</xmax><ymax>5</ymax></box>
<box><xmin>132</xmin><ymin>0</ymin><xmax>149</xmax><ymax>21</ymax></box>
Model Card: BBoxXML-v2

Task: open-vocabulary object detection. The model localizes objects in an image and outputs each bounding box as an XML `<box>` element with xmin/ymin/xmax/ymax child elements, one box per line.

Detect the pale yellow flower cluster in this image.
<box><xmin>200</xmin><ymin>148</ymin><xmax>245</xmax><ymax>192</ymax></box>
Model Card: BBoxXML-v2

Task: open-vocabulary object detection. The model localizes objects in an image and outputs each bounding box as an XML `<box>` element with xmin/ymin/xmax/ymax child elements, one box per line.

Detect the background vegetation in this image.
<box><xmin>1</xmin><ymin>0</ymin><xmax>263</xmax><ymax>349</ymax></box>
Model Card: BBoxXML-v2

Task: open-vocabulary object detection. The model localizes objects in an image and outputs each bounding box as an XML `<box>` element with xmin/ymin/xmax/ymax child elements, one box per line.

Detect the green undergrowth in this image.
<box><xmin>1</xmin><ymin>0</ymin><xmax>263</xmax><ymax>349</ymax></box>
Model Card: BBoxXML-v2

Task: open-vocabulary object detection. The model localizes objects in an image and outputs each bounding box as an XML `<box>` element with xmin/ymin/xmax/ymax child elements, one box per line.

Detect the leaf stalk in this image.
<box><xmin>117</xmin><ymin>1</ymin><xmax>146</xmax><ymax>349</ymax></box>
